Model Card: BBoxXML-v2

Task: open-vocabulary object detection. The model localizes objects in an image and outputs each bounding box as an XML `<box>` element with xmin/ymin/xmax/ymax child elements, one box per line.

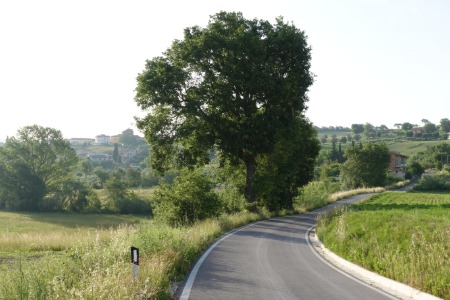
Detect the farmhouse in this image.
<box><xmin>389</xmin><ymin>151</ymin><xmax>408</xmax><ymax>179</ymax></box>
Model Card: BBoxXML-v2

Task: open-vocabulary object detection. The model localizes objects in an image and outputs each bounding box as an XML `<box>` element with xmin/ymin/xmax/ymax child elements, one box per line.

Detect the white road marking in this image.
<box><xmin>179</xmin><ymin>222</ymin><xmax>259</xmax><ymax>300</ymax></box>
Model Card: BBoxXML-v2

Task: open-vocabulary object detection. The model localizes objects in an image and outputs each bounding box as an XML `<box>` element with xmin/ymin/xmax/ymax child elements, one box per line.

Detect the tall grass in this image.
<box><xmin>294</xmin><ymin>179</ymin><xmax>384</xmax><ymax>212</ymax></box>
<box><xmin>0</xmin><ymin>212</ymin><xmax>260</xmax><ymax>299</ymax></box>
<box><xmin>328</xmin><ymin>187</ymin><xmax>385</xmax><ymax>202</ymax></box>
<box><xmin>317</xmin><ymin>192</ymin><xmax>450</xmax><ymax>299</ymax></box>
<box><xmin>1</xmin><ymin>182</ymin><xmax>390</xmax><ymax>299</ymax></box>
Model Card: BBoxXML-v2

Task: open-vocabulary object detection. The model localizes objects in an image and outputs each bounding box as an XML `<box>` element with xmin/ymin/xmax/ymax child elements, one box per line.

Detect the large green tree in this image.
<box><xmin>135</xmin><ymin>12</ymin><xmax>315</xmax><ymax>204</ymax></box>
<box><xmin>0</xmin><ymin>125</ymin><xmax>79</xmax><ymax>210</ymax></box>
<box><xmin>255</xmin><ymin>117</ymin><xmax>320</xmax><ymax>210</ymax></box>
<box><xmin>341</xmin><ymin>142</ymin><xmax>391</xmax><ymax>188</ymax></box>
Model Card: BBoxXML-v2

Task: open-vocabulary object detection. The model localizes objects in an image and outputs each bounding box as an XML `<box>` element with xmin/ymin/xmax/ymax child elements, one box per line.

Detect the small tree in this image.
<box><xmin>424</xmin><ymin>123</ymin><xmax>437</xmax><ymax>134</ymax></box>
<box><xmin>440</xmin><ymin>118</ymin><xmax>450</xmax><ymax>133</ymax></box>
<box><xmin>105</xmin><ymin>172</ymin><xmax>128</xmax><ymax>208</ymax></box>
<box><xmin>79</xmin><ymin>158</ymin><xmax>93</xmax><ymax>180</ymax></box>
<box><xmin>363</xmin><ymin>122</ymin><xmax>374</xmax><ymax>133</ymax></box>
<box><xmin>341</xmin><ymin>142</ymin><xmax>391</xmax><ymax>188</ymax></box>
<box><xmin>152</xmin><ymin>168</ymin><xmax>221</xmax><ymax>226</ymax></box>
<box><xmin>351</xmin><ymin>124</ymin><xmax>364</xmax><ymax>134</ymax></box>
<box><xmin>112</xmin><ymin>143</ymin><xmax>121</xmax><ymax>163</ymax></box>
<box><xmin>125</xmin><ymin>167</ymin><xmax>141</xmax><ymax>187</ymax></box>
<box><xmin>401</xmin><ymin>122</ymin><xmax>414</xmax><ymax>131</ymax></box>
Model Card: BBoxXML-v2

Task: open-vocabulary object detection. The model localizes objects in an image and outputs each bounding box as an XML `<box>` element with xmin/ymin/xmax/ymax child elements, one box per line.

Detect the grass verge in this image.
<box><xmin>0</xmin><ymin>211</ymin><xmax>260</xmax><ymax>299</ymax></box>
<box><xmin>317</xmin><ymin>192</ymin><xmax>450</xmax><ymax>299</ymax></box>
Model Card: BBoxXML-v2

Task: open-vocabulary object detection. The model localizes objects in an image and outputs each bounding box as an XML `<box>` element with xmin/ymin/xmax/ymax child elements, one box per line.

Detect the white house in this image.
<box><xmin>95</xmin><ymin>134</ymin><xmax>111</xmax><ymax>145</ymax></box>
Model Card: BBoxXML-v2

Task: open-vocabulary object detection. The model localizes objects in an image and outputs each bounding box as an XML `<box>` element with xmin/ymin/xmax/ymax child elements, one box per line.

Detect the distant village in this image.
<box><xmin>68</xmin><ymin>129</ymin><xmax>147</xmax><ymax>165</ymax></box>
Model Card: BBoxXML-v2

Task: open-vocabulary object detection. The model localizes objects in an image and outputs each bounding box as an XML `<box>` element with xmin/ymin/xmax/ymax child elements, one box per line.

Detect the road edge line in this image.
<box><xmin>179</xmin><ymin>222</ymin><xmax>259</xmax><ymax>300</ymax></box>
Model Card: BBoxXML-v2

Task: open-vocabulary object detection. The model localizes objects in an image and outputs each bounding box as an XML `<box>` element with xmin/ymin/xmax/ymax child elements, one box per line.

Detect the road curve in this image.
<box><xmin>176</xmin><ymin>194</ymin><xmax>397</xmax><ymax>300</ymax></box>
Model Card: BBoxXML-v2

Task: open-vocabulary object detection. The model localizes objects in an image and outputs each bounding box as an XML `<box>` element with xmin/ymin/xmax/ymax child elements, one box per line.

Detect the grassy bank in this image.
<box><xmin>0</xmin><ymin>211</ymin><xmax>260</xmax><ymax>299</ymax></box>
<box><xmin>317</xmin><ymin>192</ymin><xmax>450</xmax><ymax>299</ymax></box>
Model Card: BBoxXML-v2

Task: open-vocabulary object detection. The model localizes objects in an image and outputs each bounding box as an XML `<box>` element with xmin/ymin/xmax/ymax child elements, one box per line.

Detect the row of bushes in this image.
<box><xmin>413</xmin><ymin>173</ymin><xmax>450</xmax><ymax>191</ymax></box>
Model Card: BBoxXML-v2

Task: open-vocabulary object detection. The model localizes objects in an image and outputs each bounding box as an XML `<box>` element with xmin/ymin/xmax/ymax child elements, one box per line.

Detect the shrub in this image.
<box><xmin>294</xmin><ymin>179</ymin><xmax>340</xmax><ymax>213</ymax></box>
<box><xmin>152</xmin><ymin>168</ymin><xmax>222</xmax><ymax>226</ymax></box>
<box><xmin>218</xmin><ymin>185</ymin><xmax>246</xmax><ymax>214</ymax></box>
<box><xmin>113</xmin><ymin>191</ymin><xmax>152</xmax><ymax>214</ymax></box>
<box><xmin>413</xmin><ymin>174</ymin><xmax>450</xmax><ymax>191</ymax></box>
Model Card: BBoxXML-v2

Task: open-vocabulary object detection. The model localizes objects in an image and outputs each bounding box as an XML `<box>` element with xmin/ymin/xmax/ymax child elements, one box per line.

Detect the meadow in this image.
<box><xmin>2</xmin><ymin>187</ymin><xmax>447</xmax><ymax>299</ymax></box>
<box><xmin>0</xmin><ymin>210</ymin><xmax>261</xmax><ymax>299</ymax></box>
<box><xmin>317</xmin><ymin>192</ymin><xmax>450</xmax><ymax>299</ymax></box>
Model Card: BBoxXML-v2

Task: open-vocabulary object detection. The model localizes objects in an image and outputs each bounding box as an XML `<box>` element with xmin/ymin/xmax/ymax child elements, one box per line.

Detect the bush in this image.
<box><xmin>152</xmin><ymin>168</ymin><xmax>222</xmax><ymax>226</ymax></box>
<box><xmin>413</xmin><ymin>174</ymin><xmax>450</xmax><ymax>191</ymax></box>
<box><xmin>294</xmin><ymin>179</ymin><xmax>341</xmax><ymax>213</ymax></box>
<box><xmin>113</xmin><ymin>191</ymin><xmax>152</xmax><ymax>214</ymax></box>
<box><xmin>218</xmin><ymin>185</ymin><xmax>246</xmax><ymax>214</ymax></box>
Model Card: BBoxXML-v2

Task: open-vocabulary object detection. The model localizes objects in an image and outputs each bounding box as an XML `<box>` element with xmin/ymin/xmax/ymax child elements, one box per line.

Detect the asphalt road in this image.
<box><xmin>176</xmin><ymin>194</ymin><xmax>398</xmax><ymax>300</ymax></box>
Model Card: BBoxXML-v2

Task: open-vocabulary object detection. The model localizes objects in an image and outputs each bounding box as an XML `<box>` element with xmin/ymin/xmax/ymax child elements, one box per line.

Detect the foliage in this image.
<box><xmin>317</xmin><ymin>192</ymin><xmax>450</xmax><ymax>299</ymax></box>
<box><xmin>413</xmin><ymin>174</ymin><xmax>450</xmax><ymax>191</ymax></box>
<box><xmin>424</xmin><ymin>122</ymin><xmax>437</xmax><ymax>134</ymax></box>
<box><xmin>104</xmin><ymin>171</ymin><xmax>128</xmax><ymax>206</ymax></box>
<box><xmin>341</xmin><ymin>142</ymin><xmax>391</xmax><ymax>189</ymax></box>
<box><xmin>294</xmin><ymin>179</ymin><xmax>341</xmax><ymax>213</ymax></box>
<box><xmin>254</xmin><ymin>117</ymin><xmax>320</xmax><ymax>210</ymax></box>
<box><xmin>152</xmin><ymin>168</ymin><xmax>221</xmax><ymax>226</ymax></box>
<box><xmin>125</xmin><ymin>167</ymin><xmax>141</xmax><ymax>187</ymax></box>
<box><xmin>401</xmin><ymin>122</ymin><xmax>414</xmax><ymax>131</ymax></box>
<box><xmin>79</xmin><ymin>158</ymin><xmax>93</xmax><ymax>180</ymax></box>
<box><xmin>409</xmin><ymin>142</ymin><xmax>450</xmax><ymax>170</ymax></box>
<box><xmin>112</xmin><ymin>143</ymin><xmax>120</xmax><ymax>163</ymax></box>
<box><xmin>319</xmin><ymin>162</ymin><xmax>341</xmax><ymax>180</ymax></box>
<box><xmin>214</xmin><ymin>160</ymin><xmax>247</xmax><ymax>213</ymax></box>
<box><xmin>351</xmin><ymin>124</ymin><xmax>364</xmax><ymax>134</ymax></box>
<box><xmin>112</xmin><ymin>191</ymin><xmax>152</xmax><ymax>214</ymax></box>
<box><xmin>440</xmin><ymin>118</ymin><xmax>450</xmax><ymax>133</ymax></box>
<box><xmin>407</xmin><ymin>161</ymin><xmax>424</xmax><ymax>177</ymax></box>
<box><xmin>0</xmin><ymin>125</ymin><xmax>80</xmax><ymax>211</ymax></box>
<box><xmin>103</xmin><ymin>170</ymin><xmax>151</xmax><ymax>214</ymax></box>
<box><xmin>134</xmin><ymin>11</ymin><xmax>315</xmax><ymax>205</ymax></box>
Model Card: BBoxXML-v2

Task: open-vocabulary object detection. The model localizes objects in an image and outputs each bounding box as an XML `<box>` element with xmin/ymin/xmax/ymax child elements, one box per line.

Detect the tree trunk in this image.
<box><xmin>244</xmin><ymin>156</ymin><xmax>257</xmax><ymax>208</ymax></box>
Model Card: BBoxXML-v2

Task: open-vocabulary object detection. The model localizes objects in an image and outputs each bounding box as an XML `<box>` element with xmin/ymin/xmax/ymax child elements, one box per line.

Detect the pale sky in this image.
<box><xmin>1</xmin><ymin>0</ymin><xmax>449</xmax><ymax>141</ymax></box>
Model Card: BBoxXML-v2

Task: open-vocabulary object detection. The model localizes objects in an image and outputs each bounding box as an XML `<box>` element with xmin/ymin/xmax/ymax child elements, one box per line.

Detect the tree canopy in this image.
<box><xmin>134</xmin><ymin>11</ymin><xmax>317</xmax><ymax>206</ymax></box>
<box><xmin>341</xmin><ymin>142</ymin><xmax>391</xmax><ymax>188</ymax></box>
<box><xmin>0</xmin><ymin>125</ymin><xmax>79</xmax><ymax>210</ymax></box>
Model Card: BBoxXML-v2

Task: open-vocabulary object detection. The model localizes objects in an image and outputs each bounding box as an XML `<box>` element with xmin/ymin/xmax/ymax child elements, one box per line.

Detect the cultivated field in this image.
<box><xmin>317</xmin><ymin>192</ymin><xmax>450</xmax><ymax>299</ymax></box>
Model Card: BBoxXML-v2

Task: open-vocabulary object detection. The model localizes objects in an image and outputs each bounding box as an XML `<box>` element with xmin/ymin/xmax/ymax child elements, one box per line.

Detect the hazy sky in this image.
<box><xmin>1</xmin><ymin>0</ymin><xmax>449</xmax><ymax>141</ymax></box>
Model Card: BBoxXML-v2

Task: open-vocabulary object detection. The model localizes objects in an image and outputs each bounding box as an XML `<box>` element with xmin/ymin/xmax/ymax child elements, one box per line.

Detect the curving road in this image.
<box><xmin>176</xmin><ymin>194</ymin><xmax>398</xmax><ymax>300</ymax></box>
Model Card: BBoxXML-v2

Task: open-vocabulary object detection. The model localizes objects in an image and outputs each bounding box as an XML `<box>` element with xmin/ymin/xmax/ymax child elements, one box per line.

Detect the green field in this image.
<box><xmin>386</xmin><ymin>140</ymin><xmax>450</xmax><ymax>157</ymax></box>
<box><xmin>320</xmin><ymin>138</ymin><xmax>450</xmax><ymax>157</ymax></box>
<box><xmin>317</xmin><ymin>192</ymin><xmax>450</xmax><ymax>299</ymax></box>
<box><xmin>0</xmin><ymin>212</ymin><xmax>152</xmax><ymax>254</ymax></box>
<box><xmin>0</xmin><ymin>210</ymin><xmax>261</xmax><ymax>299</ymax></box>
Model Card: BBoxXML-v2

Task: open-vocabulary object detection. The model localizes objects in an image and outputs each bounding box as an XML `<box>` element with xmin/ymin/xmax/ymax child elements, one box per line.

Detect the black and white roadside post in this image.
<box><xmin>131</xmin><ymin>246</ymin><xmax>140</xmax><ymax>280</ymax></box>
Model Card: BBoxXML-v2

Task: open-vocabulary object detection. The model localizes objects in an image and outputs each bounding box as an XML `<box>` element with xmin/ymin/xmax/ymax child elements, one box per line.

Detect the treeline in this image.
<box><xmin>0</xmin><ymin>125</ymin><xmax>154</xmax><ymax>214</ymax></box>
<box><xmin>318</xmin><ymin>118</ymin><xmax>450</xmax><ymax>142</ymax></box>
